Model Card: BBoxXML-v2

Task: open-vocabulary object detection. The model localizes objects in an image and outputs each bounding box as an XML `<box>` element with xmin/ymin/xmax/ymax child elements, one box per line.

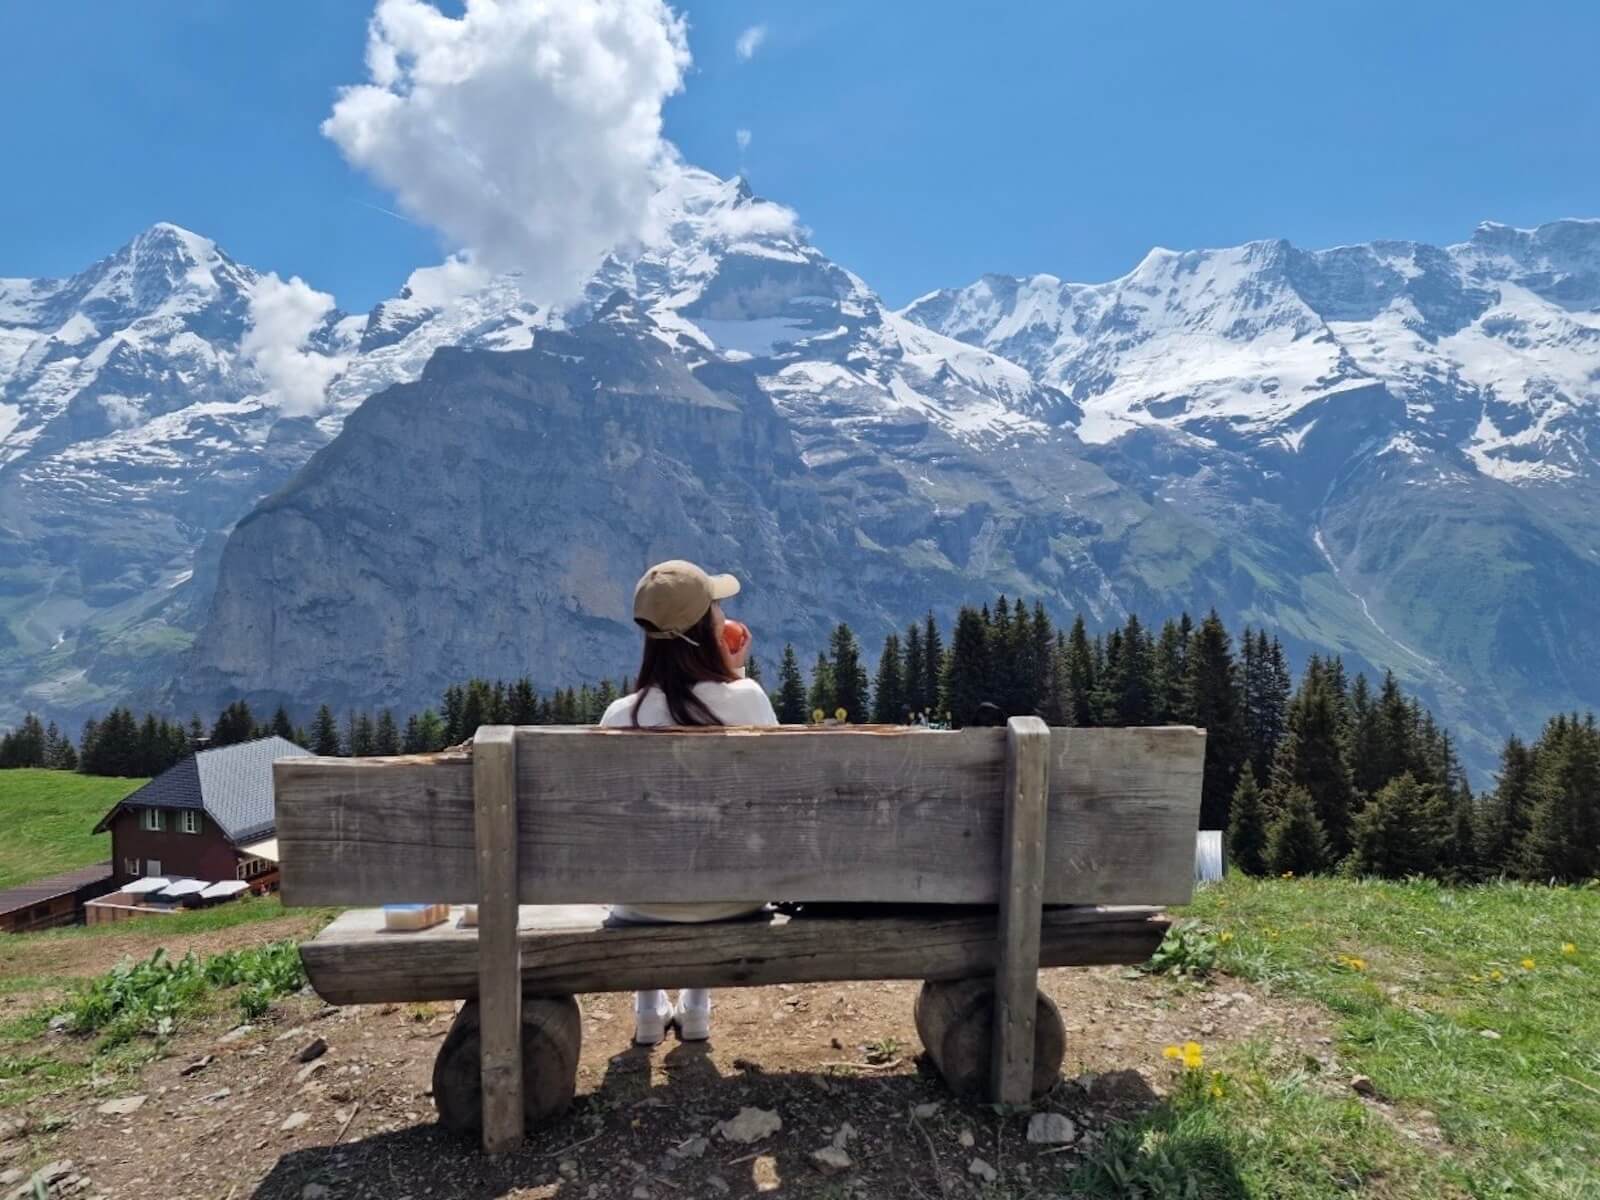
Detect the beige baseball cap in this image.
<box><xmin>633</xmin><ymin>560</ymin><xmax>740</xmax><ymax>641</ymax></box>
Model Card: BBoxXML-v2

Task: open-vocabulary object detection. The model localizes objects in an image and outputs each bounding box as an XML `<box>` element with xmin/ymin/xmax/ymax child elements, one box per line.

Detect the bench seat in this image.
<box><xmin>301</xmin><ymin>903</ymin><xmax>1171</xmax><ymax>1006</ymax></box>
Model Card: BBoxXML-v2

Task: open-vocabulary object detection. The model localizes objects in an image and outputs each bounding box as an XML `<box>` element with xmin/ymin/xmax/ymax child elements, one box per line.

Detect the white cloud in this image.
<box><xmin>97</xmin><ymin>394</ymin><xmax>145</xmax><ymax>429</ymax></box>
<box><xmin>323</xmin><ymin>0</ymin><xmax>691</xmax><ymax>308</ymax></box>
<box><xmin>735</xmin><ymin>127</ymin><xmax>752</xmax><ymax>152</ymax></box>
<box><xmin>402</xmin><ymin>255</ymin><xmax>493</xmax><ymax>308</ymax></box>
<box><xmin>734</xmin><ymin>23</ymin><xmax>766</xmax><ymax>61</ymax></box>
<box><xmin>243</xmin><ymin>274</ymin><xmax>348</xmax><ymax>417</ymax></box>
<box><xmin>708</xmin><ymin>197</ymin><xmax>799</xmax><ymax>241</ymax></box>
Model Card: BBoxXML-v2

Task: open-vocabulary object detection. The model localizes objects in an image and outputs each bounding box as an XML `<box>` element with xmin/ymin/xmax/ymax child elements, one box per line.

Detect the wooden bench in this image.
<box><xmin>276</xmin><ymin>719</ymin><xmax>1205</xmax><ymax>1152</ymax></box>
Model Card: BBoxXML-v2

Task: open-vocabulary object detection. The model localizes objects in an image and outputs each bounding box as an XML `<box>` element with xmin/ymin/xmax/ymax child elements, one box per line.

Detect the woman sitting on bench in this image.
<box><xmin>599</xmin><ymin>559</ymin><xmax>778</xmax><ymax>1045</ymax></box>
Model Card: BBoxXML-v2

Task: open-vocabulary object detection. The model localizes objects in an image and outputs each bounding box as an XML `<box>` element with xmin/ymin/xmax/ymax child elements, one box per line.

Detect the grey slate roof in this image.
<box><xmin>95</xmin><ymin>736</ymin><xmax>311</xmax><ymax>844</ymax></box>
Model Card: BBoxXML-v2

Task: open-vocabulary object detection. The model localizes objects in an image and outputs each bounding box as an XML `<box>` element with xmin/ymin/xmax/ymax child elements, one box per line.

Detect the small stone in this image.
<box><xmin>1026</xmin><ymin>1112</ymin><xmax>1077</xmax><ymax>1145</ymax></box>
<box><xmin>716</xmin><ymin>1107</ymin><xmax>782</xmax><ymax>1144</ymax></box>
<box><xmin>1350</xmin><ymin>1075</ymin><xmax>1377</xmax><ymax>1097</ymax></box>
<box><xmin>705</xmin><ymin>1177</ymin><xmax>730</xmax><ymax>1196</ymax></box>
<box><xmin>630</xmin><ymin>1186</ymin><xmax>650</xmax><ymax>1200</ymax></box>
<box><xmin>958</xmin><ymin>1128</ymin><xmax>975</xmax><ymax>1149</ymax></box>
<box><xmin>810</xmin><ymin>1146</ymin><xmax>852</xmax><ymax>1174</ymax></box>
<box><xmin>279</xmin><ymin>1111</ymin><xmax>311</xmax><ymax>1133</ymax></box>
<box><xmin>968</xmin><ymin>1158</ymin><xmax>998</xmax><ymax>1184</ymax></box>
<box><xmin>296</xmin><ymin>1037</ymin><xmax>328</xmax><ymax>1064</ymax></box>
<box><xmin>0</xmin><ymin>1171</ymin><xmax>20</xmax><ymax>1187</ymax></box>
<box><xmin>295</xmin><ymin>1060</ymin><xmax>327</xmax><ymax>1085</ymax></box>
<box><xmin>301</xmin><ymin>1185</ymin><xmax>329</xmax><ymax>1200</ymax></box>
<box><xmin>558</xmin><ymin>1160</ymin><xmax>579</xmax><ymax>1179</ymax></box>
<box><xmin>218</xmin><ymin>1025</ymin><xmax>254</xmax><ymax>1045</ymax></box>
<box><xmin>911</xmin><ymin>1102</ymin><xmax>940</xmax><ymax>1120</ymax></box>
<box><xmin>313</xmin><ymin>1007</ymin><xmax>339</xmax><ymax>1021</ymax></box>
<box><xmin>179</xmin><ymin>1055</ymin><xmax>214</xmax><ymax>1076</ymax></box>
<box><xmin>48</xmin><ymin>1014</ymin><xmax>71</xmax><ymax>1032</ymax></box>
<box><xmin>274</xmin><ymin>1026</ymin><xmax>309</xmax><ymax>1042</ymax></box>
<box><xmin>202</xmin><ymin>1088</ymin><xmax>232</xmax><ymax>1103</ymax></box>
<box><xmin>831</xmin><ymin>1122</ymin><xmax>856</xmax><ymax>1150</ymax></box>
<box><xmin>35</xmin><ymin>1163</ymin><xmax>75</xmax><ymax>1187</ymax></box>
<box><xmin>96</xmin><ymin>1096</ymin><xmax>146</xmax><ymax>1116</ymax></box>
<box><xmin>1479</xmin><ymin>1029</ymin><xmax>1501</xmax><ymax>1040</ymax></box>
<box><xmin>668</xmin><ymin>1135</ymin><xmax>708</xmax><ymax>1160</ymax></box>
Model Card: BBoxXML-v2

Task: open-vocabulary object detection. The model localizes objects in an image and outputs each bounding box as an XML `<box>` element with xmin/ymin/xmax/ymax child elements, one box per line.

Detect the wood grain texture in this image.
<box><xmin>274</xmin><ymin>725</ymin><xmax>1206</xmax><ymax>908</ymax></box>
<box><xmin>299</xmin><ymin>904</ymin><xmax>1171</xmax><ymax>1004</ymax></box>
<box><xmin>472</xmin><ymin>726</ymin><xmax>521</xmax><ymax>1153</ymax></box>
<box><xmin>993</xmin><ymin>716</ymin><xmax>1050</xmax><ymax>1105</ymax></box>
<box><xmin>916</xmin><ymin>977</ymin><xmax>1065</xmax><ymax>1101</ymax></box>
<box><xmin>432</xmin><ymin>996</ymin><xmax>581</xmax><ymax>1137</ymax></box>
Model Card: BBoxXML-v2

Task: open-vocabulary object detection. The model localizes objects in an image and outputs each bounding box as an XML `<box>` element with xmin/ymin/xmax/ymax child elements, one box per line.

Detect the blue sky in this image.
<box><xmin>2</xmin><ymin>1</ymin><xmax>1596</xmax><ymax>312</ymax></box>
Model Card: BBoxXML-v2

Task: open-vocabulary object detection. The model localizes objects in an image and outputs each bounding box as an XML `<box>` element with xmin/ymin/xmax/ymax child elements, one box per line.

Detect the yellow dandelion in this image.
<box><xmin>1280</xmin><ymin>870</ymin><xmax>1295</xmax><ymax>879</ymax></box>
<box><xmin>1561</xmin><ymin>942</ymin><xmax>1577</xmax><ymax>956</ymax></box>
<box><xmin>1219</xmin><ymin>931</ymin><xmax>1234</xmax><ymax>944</ymax></box>
<box><xmin>1521</xmin><ymin>958</ymin><xmax>1535</xmax><ymax>971</ymax></box>
<box><xmin>1489</xmin><ymin>969</ymin><xmax>1505</xmax><ymax>982</ymax></box>
<box><xmin>1162</xmin><ymin>1044</ymin><xmax>1181</xmax><ymax>1060</ymax></box>
<box><xmin>1209</xmin><ymin>1082</ymin><xmax>1225</xmax><ymax>1099</ymax></box>
<box><xmin>811</xmin><ymin>707</ymin><xmax>825</xmax><ymax>724</ymax></box>
<box><xmin>1180</xmin><ymin>1041</ymin><xmax>1205</xmax><ymax>1070</ymax></box>
<box><xmin>834</xmin><ymin>707</ymin><xmax>848</xmax><ymax>722</ymax></box>
<box><xmin>1467</xmin><ymin>973</ymin><xmax>1482</xmax><ymax>983</ymax></box>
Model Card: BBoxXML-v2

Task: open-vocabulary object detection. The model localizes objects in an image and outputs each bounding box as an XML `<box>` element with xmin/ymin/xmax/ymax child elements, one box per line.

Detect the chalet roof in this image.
<box><xmin>94</xmin><ymin>736</ymin><xmax>312</xmax><ymax>844</ymax></box>
<box><xmin>0</xmin><ymin>861</ymin><xmax>115</xmax><ymax>917</ymax></box>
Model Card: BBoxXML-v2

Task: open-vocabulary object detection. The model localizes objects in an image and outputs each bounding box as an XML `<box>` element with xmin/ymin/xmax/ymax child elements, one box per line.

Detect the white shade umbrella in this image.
<box><xmin>159</xmin><ymin>879</ymin><xmax>207</xmax><ymax>897</ymax></box>
<box><xmin>199</xmin><ymin>880</ymin><xmax>249</xmax><ymax>899</ymax></box>
<box><xmin>121</xmin><ymin>877</ymin><xmax>171</xmax><ymax>895</ymax></box>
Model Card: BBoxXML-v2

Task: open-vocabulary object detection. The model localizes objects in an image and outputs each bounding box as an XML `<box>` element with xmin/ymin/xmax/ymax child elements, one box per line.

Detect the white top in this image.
<box><xmin>598</xmin><ymin>677</ymin><xmax>778</xmax><ymax>923</ymax></box>
<box><xmin>599</xmin><ymin>677</ymin><xmax>778</xmax><ymax>729</ymax></box>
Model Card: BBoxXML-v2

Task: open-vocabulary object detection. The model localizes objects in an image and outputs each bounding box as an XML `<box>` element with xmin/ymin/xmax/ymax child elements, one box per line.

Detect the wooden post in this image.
<box><xmin>473</xmin><ymin>725</ymin><xmax>521</xmax><ymax>1152</ymax></box>
<box><xmin>992</xmin><ymin>716</ymin><xmax>1050</xmax><ymax>1105</ymax></box>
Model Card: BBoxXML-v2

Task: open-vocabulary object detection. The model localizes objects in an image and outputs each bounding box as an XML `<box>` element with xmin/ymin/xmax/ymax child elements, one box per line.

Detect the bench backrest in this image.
<box><xmin>275</xmin><ymin>723</ymin><xmax>1206</xmax><ymax>910</ymax></box>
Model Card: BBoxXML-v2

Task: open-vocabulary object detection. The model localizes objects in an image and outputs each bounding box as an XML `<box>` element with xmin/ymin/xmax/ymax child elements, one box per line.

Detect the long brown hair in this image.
<box><xmin>630</xmin><ymin>608</ymin><xmax>738</xmax><ymax>726</ymax></box>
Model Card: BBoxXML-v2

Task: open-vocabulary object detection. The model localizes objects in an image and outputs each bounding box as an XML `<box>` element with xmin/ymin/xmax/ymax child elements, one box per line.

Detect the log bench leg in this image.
<box><xmin>433</xmin><ymin>995</ymin><xmax>582</xmax><ymax>1137</ymax></box>
<box><xmin>914</xmin><ymin>977</ymin><xmax>1065</xmax><ymax>1102</ymax></box>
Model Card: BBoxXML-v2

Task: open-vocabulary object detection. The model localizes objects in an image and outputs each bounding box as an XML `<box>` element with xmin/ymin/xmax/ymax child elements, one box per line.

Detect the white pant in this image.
<box><xmin>635</xmin><ymin>987</ymin><xmax>710</xmax><ymax>1015</ymax></box>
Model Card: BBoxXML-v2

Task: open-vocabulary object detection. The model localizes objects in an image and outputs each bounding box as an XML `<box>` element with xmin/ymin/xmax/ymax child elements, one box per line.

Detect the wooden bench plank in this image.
<box><xmin>993</xmin><ymin>716</ymin><xmax>1051</xmax><ymax>1105</ymax></box>
<box><xmin>472</xmin><ymin>726</ymin><xmax>521</xmax><ymax>1153</ymax></box>
<box><xmin>275</xmin><ymin>726</ymin><xmax>1205</xmax><ymax>908</ymax></box>
<box><xmin>299</xmin><ymin>905</ymin><xmax>1171</xmax><ymax>1005</ymax></box>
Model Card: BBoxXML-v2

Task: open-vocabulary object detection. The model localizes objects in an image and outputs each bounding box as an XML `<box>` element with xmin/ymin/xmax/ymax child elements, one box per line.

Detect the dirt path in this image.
<box><xmin>4</xmin><ymin>965</ymin><xmax>1340</xmax><ymax>1199</ymax></box>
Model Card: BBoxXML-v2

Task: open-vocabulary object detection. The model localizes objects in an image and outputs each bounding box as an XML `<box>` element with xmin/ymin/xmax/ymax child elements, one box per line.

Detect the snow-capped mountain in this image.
<box><xmin>901</xmin><ymin>219</ymin><xmax>1600</xmax><ymax>483</ymax></box>
<box><xmin>4</xmin><ymin>174</ymin><xmax>1598</xmax><ymax>774</ymax></box>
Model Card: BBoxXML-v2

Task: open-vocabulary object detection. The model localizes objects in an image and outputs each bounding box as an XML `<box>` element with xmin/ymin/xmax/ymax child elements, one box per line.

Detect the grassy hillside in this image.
<box><xmin>0</xmin><ymin>768</ymin><xmax>146</xmax><ymax>890</ymax></box>
<box><xmin>1117</xmin><ymin>875</ymin><xmax>1600</xmax><ymax>1200</ymax></box>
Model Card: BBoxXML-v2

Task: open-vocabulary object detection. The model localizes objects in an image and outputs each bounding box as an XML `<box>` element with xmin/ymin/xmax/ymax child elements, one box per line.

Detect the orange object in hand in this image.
<box><xmin>721</xmin><ymin>618</ymin><xmax>749</xmax><ymax>656</ymax></box>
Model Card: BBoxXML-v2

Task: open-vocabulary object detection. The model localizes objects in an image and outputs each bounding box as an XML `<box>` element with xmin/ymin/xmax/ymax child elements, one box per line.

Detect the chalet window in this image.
<box><xmin>147</xmin><ymin>858</ymin><xmax>162</xmax><ymax>876</ymax></box>
<box><xmin>179</xmin><ymin>811</ymin><xmax>202</xmax><ymax>835</ymax></box>
<box><xmin>140</xmin><ymin>808</ymin><xmax>165</xmax><ymax>833</ymax></box>
<box><xmin>123</xmin><ymin>858</ymin><xmax>140</xmax><ymax>876</ymax></box>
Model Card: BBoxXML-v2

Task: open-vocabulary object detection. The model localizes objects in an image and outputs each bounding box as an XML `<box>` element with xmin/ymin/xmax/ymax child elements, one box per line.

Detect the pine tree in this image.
<box><xmin>311</xmin><ymin>705</ymin><xmax>341</xmax><ymax>756</ymax></box>
<box><xmin>922</xmin><ymin>613</ymin><xmax>944</xmax><ymax>721</ymax></box>
<box><xmin>508</xmin><ymin>678</ymin><xmax>539</xmax><ymax>725</ymax></box>
<box><xmin>1064</xmin><ymin>615</ymin><xmax>1097</xmax><ymax>727</ymax></box>
<box><xmin>942</xmin><ymin>607</ymin><xmax>990</xmax><ymax>728</ymax></box>
<box><xmin>1350</xmin><ymin>773</ymin><xmax>1431</xmax><ymax>878</ymax></box>
<box><xmin>270</xmin><ymin>705</ymin><xmax>294</xmax><ymax>740</ymax></box>
<box><xmin>1519</xmin><ymin>715</ymin><xmax>1600</xmax><ymax>882</ymax></box>
<box><xmin>1029</xmin><ymin>603</ymin><xmax>1056</xmax><ymax>720</ymax></box>
<box><xmin>210</xmin><ymin>701</ymin><xmax>256</xmax><ymax>747</ymax></box>
<box><xmin>807</xmin><ymin>652</ymin><xmax>836</xmax><ymax>721</ymax></box>
<box><xmin>1226</xmin><ymin>765</ymin><xmax>1269</xmax><ymax>876</ymax></box>
<box><xmin>903</xmin><ymin>622</ymin><xmax>925</xmax><ymax>720</ymax></box>
<box><xmin>989</xmin><ymin>597</ymin><xmax>1019</xmax><ymax>715</ymax></box>
<box><xmin>1271</xmin><ymin>678</ymin><xmax>1358</xmax><ymax>859</ymax></box>
<box><xmin>1477</xmin><ymin>735</ymin><xmax>1536</xmax><ymax>871</ymax></box>
<box><xmin>402</xmin><ymin>714</ymin><xmax>424</xmax><ymax>754</ymax></box>
<box><xmin>1152</xmin><ymin>620</ymin><xmax>1188</xmax><ymax>724</ymax></box>
<box><xmin>1111</xmin><ymin>613</ymin><xmax>1155</xmax><ymax>725</ymax></box>
<box><xmin>1186</xmin><ymin>611</ymin><xmax>1246</xmax><ymax>830</ymax></box>
<box><xmin>0</xmin><ymin>714</ymin><xmax>46</xmax><ymax>768</ymax></box>
<box><xmin>744</xmin><ymin>655</ymin><xmax>763</xmax><ymax>684</ymax></box>
<box><xmin>1265</xmin><ymin>785</ymin><xmax>1329</xmax><ymax>876</ymax></box>
<box><xmin>415</xmin><ymin>709</ymin><xmax>446</xmax><ymax>752</ymax></box>
<box><xmin>775</xmin><ymin>645</ymin><xmax>809</xmax><ymax>724</ymax></box>
<box><xmin>374</xmin><ymin>709</ymin><xmax>400</xmax><ymax>755</ymax></box>
<box><xmin>350</xmin><ymin>712</ymin><xmax>376</xmax><ymax>757</ymax></box>
<box><xmin>829</xmin><ymin>624</ymin><xmax>870</xmax><ymax>722</ymax></box>
<box><xmin>872</xmin><ymin>633</ymin><xmax>906</xmax><ymax>723</ymax></box>
<box><xmin>442</xmin><ymin>683</ymin><xmax>466</xmax><ymax>743</ymax></box>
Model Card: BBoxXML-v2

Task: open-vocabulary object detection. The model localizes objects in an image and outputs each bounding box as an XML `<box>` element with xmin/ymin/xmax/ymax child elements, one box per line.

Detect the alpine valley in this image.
<box><xmin>3</xmin><ymin>167</ymin><xmax>1597</xmax><ymax>775</ymax></box>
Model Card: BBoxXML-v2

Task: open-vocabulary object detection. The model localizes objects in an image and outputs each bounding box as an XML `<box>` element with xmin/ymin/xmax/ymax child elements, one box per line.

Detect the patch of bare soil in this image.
<box><xmin>2</xmin><ymin>963</ymin><xmax>1349</xmax><ymax>1200</ymax></box>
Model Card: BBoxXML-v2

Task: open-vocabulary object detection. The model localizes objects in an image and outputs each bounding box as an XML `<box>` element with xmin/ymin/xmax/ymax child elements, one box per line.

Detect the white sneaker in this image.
<box><xmin>634</xmin><ymin>990</ymin><xmax>672</xmax><ymax>1046</ymax></box>
<box><xmin>675</xmin><ymin>996</ymin><xmax>711</xmax><ymax>1042</ymax></box>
